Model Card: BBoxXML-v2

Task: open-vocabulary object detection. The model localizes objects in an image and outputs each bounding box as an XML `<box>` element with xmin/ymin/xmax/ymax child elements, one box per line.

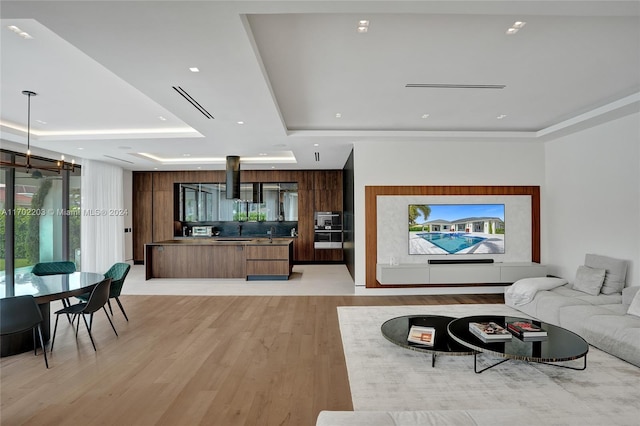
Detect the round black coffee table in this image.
<box><xmin>381</xmin><ymin>315</ymin><xmax>474</xmax><ymax>367</ymax></box>
<box><xmin>447</xmin><ymin>315</ymin><xmax>589</xmax><ymax>373</ymax></box>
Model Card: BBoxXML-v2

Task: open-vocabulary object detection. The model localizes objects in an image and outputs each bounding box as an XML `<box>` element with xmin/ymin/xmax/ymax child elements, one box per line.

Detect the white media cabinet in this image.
<box><xmin>376</xmin><ymin>262</ymin><xmax>546</xmax><ymax>286</ymax></box>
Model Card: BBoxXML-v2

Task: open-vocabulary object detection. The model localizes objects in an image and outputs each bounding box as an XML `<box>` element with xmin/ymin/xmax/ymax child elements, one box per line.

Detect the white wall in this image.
<box><xmin>353</xmin><ymin>140</ymin><xmax>546</xmax><ymax>290</ymax></box>
<box><xmin>543</xmin><ymin>112</ymin><xmax>639</xmax><ymax>287</ymax></box>
<box><xmin>123</xmin><ymin>170</ymin><xmax>133</xmax><ymax>262</ymax></box>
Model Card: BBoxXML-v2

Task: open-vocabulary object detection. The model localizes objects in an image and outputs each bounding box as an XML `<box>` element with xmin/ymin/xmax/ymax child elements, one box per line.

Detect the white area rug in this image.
<box><xmin>338</xmin><ymin>304</ymin><xmax>640</xmax><ymax>426</ymax></box>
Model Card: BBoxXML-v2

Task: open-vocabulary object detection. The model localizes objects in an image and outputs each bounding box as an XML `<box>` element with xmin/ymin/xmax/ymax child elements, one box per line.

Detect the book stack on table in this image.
<box><xmin>507</xmin><ymin>321</ymin><xmax>548</xmax><ymax>341</ymax></box>
<box><xmin>407</xmin><ymin>325</ymin><xmax>435</xmax><ymax>346</ymax></box>
<box><xmin>468</xmin><ymin>321</ymin><xmax>512</xmax><ymax>343</ymax></box>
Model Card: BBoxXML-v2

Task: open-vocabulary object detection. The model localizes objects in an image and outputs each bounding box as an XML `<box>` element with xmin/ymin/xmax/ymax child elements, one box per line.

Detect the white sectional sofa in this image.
<box><xmin>505</xmin><ymin>253</ymin><xmax>640</xmax><ymax>367</ymax></box>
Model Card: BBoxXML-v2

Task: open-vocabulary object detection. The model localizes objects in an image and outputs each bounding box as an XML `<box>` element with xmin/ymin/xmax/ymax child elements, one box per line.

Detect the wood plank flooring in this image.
<box><xmin>0</xmin><ymin>294</ymin><xmax>503</xmax><ymax>425</ymax></box>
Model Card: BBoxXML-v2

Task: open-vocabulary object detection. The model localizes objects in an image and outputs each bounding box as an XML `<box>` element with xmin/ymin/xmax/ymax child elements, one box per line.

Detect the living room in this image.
<box><xmin>1</xmin><ymin>1</ymin><xmax>639</xmax><ymax>425</ymax></box>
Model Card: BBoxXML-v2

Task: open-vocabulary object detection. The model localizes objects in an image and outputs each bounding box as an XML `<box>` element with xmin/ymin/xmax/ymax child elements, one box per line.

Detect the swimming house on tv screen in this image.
<box><xmin>408</xmin><ymin>204</ymin><xmax>505</xmax><ymax>255</ymax></box>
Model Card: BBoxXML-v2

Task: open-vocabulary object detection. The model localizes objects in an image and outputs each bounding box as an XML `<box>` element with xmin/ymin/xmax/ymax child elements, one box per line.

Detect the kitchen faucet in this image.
<box><xmin>268</xmin><ymin>226</ymin><xmax>275</xmax><ymax>243</ymax></box>
<box><xmin>238</xmin><ymin>224</ymin><xmax>242</xmax><ymax>236</ymax></box>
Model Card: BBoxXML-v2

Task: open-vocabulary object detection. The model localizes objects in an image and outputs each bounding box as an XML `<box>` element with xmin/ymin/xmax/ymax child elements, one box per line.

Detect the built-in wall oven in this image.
<box><xmin>314</xmin><ymin>211</ymin><xmax>343</xmax><ymax>249</ymax></box>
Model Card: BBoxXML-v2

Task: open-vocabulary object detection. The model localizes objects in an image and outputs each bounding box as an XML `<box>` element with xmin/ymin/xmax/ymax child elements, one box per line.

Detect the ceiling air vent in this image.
<box><xmin>172</xmin><ymin>86</ymin><xmax>214</xmax><ymax>119</ymax></box>
<box><xmin>315</xmin><ymin>152</ymin><xmax>320</xmax><ymax>162</ymax></box>
<box><xmin>103</xmin><ymin>155</ymin><xmax>134</xmax><ymax>164</ymax></box>
<box><xmin>405</xmin><ymin>83</ymin><xmax>506</xmax><ymax>89</ymax></box>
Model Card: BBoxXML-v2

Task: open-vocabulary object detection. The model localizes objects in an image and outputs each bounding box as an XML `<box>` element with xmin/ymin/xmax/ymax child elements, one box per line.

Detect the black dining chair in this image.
<box><xmin>77</xmin><ymin>262</ymin><xmax>131</xmax><ymax>321</ymax></box>
<box><xmin>50</xmin><ymin>278</ymin><xmax>118</xmax><ymax>352</ymax></box>
<box><xmin>0</xmin><ymin>295</ymin><xmax>49</xmax><ymax>368</ymax></box>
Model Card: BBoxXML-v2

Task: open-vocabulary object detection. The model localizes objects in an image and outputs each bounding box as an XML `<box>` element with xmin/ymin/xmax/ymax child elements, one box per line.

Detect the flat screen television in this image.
<box><xmin>408</xmin><ymin>204</ymin><xmax>505</xmax><ymax>255</ymax></box>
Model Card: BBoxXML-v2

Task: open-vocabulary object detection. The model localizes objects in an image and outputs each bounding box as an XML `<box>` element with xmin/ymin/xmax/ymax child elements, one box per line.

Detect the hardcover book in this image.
<box><xmin>468</xmin><ymin>321</ymin><xmax>512</xmax><ymax>342</ymax></box>
<box><xmin>507</xmin><ymin>321</ymin><xmax>548</xmax><ymax>339</ymax></box>
<box><xmin>407</xmin><ymin>325</ymin><xmax>436</xmax><ymax>346</ymax></box>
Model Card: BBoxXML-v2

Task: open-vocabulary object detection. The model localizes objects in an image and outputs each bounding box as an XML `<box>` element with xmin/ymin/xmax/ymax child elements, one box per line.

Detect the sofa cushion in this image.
<box><xmin>316</xmin><ymin>409</ymin><xmax>542</xmax><ymax>426</ymax></box>
<box><xmin>572</xmin><ymin>265</ymin><xmax>605</xmax><ymax>295</ymax></box>
<box><xmin>585</xmin><ymin>253</ymin><xmax>627</xmax><ymax>294</ymax></box>
<box><xmin>557</xmin><ymin>304</ymin><xmax>640</xmax><ymax>367</ymax></box>
<box><xmin>623</xmin><ymin>286</ymin><xmax>640</xmax><ymax>306</ymax></box>
<box><xmin>628</xmin><ymin>289</ymin><xmax>640</xmax><ymax>317</ymax></box>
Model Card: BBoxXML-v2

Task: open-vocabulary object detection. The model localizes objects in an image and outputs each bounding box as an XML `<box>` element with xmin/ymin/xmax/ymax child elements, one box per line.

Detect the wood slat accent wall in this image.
<box><xmin>364</xmin><ymin>185</ymin><xmax>541</xmax><ymax>288</ymax></box>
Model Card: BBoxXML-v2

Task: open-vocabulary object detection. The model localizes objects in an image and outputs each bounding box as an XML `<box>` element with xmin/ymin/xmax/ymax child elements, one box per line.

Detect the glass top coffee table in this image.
<box><xmin>447</xmin><ymin>315</ymin><xmax>589</xmax><ymax>373</ymax></box>
<box><xmin>381</xmin><ymin>315</ymin><xmax>474</xmax><ymax>367</ymax></box>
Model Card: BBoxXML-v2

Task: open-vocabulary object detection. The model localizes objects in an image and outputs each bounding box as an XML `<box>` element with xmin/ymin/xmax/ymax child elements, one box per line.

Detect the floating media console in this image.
<box><xmin>376</xmin><ymin>262</ymin><xmax>546</xmax><ymax>286</ymax></box>
<box><xmin>428</xmin><ymin>259</ymin><xmax>494</xmax><ymax>265</ymax></box>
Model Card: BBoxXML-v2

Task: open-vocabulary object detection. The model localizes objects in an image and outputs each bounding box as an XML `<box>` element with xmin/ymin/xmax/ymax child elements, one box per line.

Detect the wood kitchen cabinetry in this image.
<box><xmin>245</xmin><ymin>243</ymin><xmax>293</xmax><ymax>280</ymax></box>
<box><xmin>144</xmin><ymin>239</ymin><xmax>293</xmax><ymax>280</ymax></box>
<box><xmin>132</xmin><ymin>170</ymin><xmax>344</xmax><ymax>264</ymax></box>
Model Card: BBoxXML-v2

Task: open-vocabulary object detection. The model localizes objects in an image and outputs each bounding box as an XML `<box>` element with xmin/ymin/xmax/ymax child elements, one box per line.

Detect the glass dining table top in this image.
<box><xmin>1</xmin><ymin>271</ymin><xmax>105</xmax><ymax>302</ymax></box>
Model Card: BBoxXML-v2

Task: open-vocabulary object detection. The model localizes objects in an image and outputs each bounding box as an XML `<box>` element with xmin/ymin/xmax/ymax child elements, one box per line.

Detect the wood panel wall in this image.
<box><xmin>364</xmin><ymin>185</ymin><xmax>541</xmax><ymax>288</ymax></box>
<box><xmin>132</xmin><ymin>170</ymin><xmax>343</xmax><ymax>263</ymax></box>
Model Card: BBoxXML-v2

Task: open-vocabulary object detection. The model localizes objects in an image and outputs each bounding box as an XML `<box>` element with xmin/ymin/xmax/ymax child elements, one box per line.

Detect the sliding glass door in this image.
<box><xmin>0</xmin><ymin>149</ymin><xmax>81</xmax><ymax>297</ymax></box>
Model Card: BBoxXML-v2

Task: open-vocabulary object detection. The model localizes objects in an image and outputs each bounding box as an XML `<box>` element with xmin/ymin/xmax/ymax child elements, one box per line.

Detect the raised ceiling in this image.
<box><xmin>1</xmin><ymin>1</ymin><xmax>639</xmax><ymax>171</ymax></box>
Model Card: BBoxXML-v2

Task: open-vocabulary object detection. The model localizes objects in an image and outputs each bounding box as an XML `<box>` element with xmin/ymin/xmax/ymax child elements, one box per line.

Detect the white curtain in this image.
<box><xmin>80</xmin><ymin>159</ymin><xmax>125</xmax><ymax>273</ymax></box>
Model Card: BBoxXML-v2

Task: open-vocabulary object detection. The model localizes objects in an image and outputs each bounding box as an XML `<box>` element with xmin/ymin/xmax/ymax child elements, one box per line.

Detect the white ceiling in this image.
<box><xmin>1</xmin><ymin>1</ymin><xmax>639</xmax><ymax>171</ymax></box>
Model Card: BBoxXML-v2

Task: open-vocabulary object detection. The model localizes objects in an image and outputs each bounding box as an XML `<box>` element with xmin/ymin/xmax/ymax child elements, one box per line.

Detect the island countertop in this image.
<box><xmin>148</xmin><ymin>238</ymin><xmax>294</xmax><ymax>246</ymax></box>
<box><xmin>144</xmin><ymin>238</ymin><xmax>293</xmax><ymax>280</ymax></box>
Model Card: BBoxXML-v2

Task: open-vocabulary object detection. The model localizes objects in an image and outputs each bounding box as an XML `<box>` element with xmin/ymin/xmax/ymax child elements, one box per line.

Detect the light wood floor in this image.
<box><xmin>0</xmin><ymin>293</ymin><xmax>503</xmax><ymax>425</ymax></box>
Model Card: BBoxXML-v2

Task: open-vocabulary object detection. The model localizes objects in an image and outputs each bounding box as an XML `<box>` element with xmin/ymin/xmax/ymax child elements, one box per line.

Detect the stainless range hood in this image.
<box><xmin>225</xmin><ymin>155</ymin><xmax>240</xmax><ymax>199</ymax></box>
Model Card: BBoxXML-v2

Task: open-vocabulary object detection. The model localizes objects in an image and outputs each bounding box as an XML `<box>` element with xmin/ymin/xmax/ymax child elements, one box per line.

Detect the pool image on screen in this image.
<box><xmin>408</xmin><ymin>204</ymin><xmax>505</xmax><ymax>255</ymax></box>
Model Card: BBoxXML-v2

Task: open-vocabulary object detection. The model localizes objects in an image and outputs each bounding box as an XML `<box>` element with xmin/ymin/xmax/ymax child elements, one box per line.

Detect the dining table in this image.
<box><xmin>1</xmin><ymin>271</ymin><xmax>105</xmax><ymax>357</ymax></box>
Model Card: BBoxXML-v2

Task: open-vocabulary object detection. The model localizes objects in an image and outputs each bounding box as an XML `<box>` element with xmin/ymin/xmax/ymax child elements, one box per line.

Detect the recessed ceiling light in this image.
<box><xmin>77</xmin><ymin>147</ymin><xmax>84</xmax><ymax>150</ymax></box>
<box><xmin>183</xmin><ymin>153</ymin><xmax>191</xmax><ymax>157</ymax></box>
<box><xmin>189</xmin><ymin>67</ymin><xmax>200</xmax><ymax>72</ymax></box>
<box><xmin>359</xmin><ymin>20</ymin><xmax>369</xmax><ymax>26</ymax></box>
<box><xmin>357</xmin><ymin>26</ymin><xmax>368</xmax><ymax>33</ymax></box>
<box><xmin>506</xmin><ymin>21</ymin><xmax>526</xmax><ymax>35</ymax></box>
<box><xmin>259</xmin><ymin>153</ymin><xmax>267</xmax><ymax>156</ymax></box>
<box><xmin>271</xmin><ymin>166</ymin><xmax>276</xmax><ymax>169</ymax></box>
<box><xmin>335</xmin><ymin>113</ymin><xmax>342</xmax><ymax>118</ymax></box>
<box><xmin>154</xmin><ymin>167</ymin><xmax>158</xmax><ymax>170</ymax></box>
<box><xmin>8</xmin><ymin>25</ymin><xmax>33</xmax><ymax>39</ymax></box>
<box><xmin>313</xmin><ymin>143</ymin><xmax>319</xmax><ymax>147</ymax></box>
<box><xmin>158</xmin><ymin>116</ymin><xmax>167</xmax><ymax>121</ymax></box>
<box><xmin>237</xmin><ymin>121</ymin><xmax>244</xmax><ymax>125</ymax></box>
<box><xmin>421</xmin><ymin>114</ymin><xmax>430</xmax><ymax>119</ymax></box>
<box><xmin>497</xmin><ymin>114</ymin><xmax>507</xmax><ymax>119</ymax></box>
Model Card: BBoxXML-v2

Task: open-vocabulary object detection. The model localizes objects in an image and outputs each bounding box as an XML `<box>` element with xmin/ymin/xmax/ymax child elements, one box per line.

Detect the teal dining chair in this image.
<box><xmin>32</xmin><ymin>261</ymin><xmax>76</xmax><ymax>276</ymax></box>
<box><xmin>77</xmin><ymin>263</ymin><xmax>131</xmax><ymax>321</ymax></box>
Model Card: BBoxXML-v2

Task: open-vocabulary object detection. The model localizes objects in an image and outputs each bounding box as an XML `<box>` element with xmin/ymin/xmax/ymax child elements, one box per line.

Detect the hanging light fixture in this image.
<box><xmin>23</xmin><ymin>90</ymin><xmax>36</xmax><ymax>172</ymax></box>
<box><xmin>0</xmin><ymin>90</ymin><xmax>77</xmax><ymax>173</ymax></box>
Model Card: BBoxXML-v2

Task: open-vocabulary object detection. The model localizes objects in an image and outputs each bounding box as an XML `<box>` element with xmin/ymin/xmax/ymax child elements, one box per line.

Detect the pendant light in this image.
<box><xmin>22</xmin><ymin>90</ymin><xmax>36</xmax><ymax>172</ymax></box>
<box><xmin>0</xmin><ymin>90</ymin><xmax>78</xmax><ymax>174</ymax></box>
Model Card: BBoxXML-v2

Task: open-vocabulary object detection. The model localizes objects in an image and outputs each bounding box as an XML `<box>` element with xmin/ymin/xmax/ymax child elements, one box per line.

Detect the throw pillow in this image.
<box><xmin>584</xmin><ymin>253</ymin><xmax>628</xmax><ymax>295</ymax></box>
<box><xmin>627</xmin><ymin>289</ymin><xmax>640</xmax><ymax>317</ymax></box>
<box><xmin>572</xmin><ymin>265</ymin><xmax>606</xmax><ymax>295</ymax></box>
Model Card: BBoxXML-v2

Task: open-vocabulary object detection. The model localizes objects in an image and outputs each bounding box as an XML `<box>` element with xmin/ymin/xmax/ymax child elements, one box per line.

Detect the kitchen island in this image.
<box><xmin>144</xmin><ymin>238</ymin><xmax>294</xmax><ymax>280</ymax></box>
